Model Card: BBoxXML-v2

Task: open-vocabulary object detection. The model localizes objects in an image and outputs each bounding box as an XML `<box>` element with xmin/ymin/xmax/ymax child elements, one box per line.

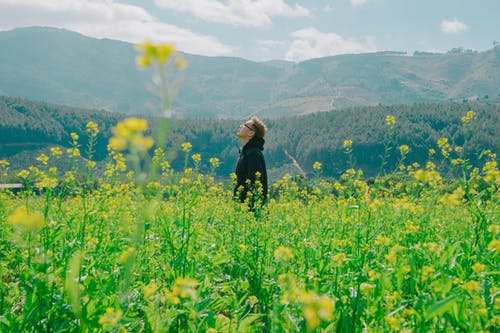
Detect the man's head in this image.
<box><xmin>237</xmin><ymin>117</ymin><xmax>266</xmax><ymax>141</ymax></box>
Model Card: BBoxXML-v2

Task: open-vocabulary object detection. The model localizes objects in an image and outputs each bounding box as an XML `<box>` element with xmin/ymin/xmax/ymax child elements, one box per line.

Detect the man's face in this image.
<box><xmin>237</xmin><ymin>120</ymin><xmax>255</xmax><ymax>138</ymax></box>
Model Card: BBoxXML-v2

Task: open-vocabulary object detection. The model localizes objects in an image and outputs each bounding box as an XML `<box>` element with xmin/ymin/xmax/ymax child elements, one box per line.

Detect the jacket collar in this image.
<box><xmin>242</xmin><ymin>137</ymin><xmax>265</xmax><ymax>153</ymax></box>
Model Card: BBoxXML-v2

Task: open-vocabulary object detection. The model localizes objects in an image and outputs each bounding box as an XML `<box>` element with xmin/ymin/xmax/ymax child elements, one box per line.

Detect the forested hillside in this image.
<box><xmin>1</xmin><ymin>96</ymin><xmax>498</xmax><ymax>180</ymax></box>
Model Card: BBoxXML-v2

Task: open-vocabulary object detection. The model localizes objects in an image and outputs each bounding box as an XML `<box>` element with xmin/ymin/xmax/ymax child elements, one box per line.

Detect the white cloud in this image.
<box><xmin>285</xmin><ymin>27</ymin><xmax>376</xmax><ymax>62</ymax></box>
<box><xmin>440</xmin><ymin>18</ymin><xmax>468</xmax><ymax>34</ymax></box>
<box><xmin>0</xmin><ymin>0</ymin><xmax>233</xmax><ymax>56</ymax></box>
<box><xmin>350</xmin><ymin>0</ymin><xmax>367</xmax><ymax>8</ymax></box>
<box><xmin>154</xmin><ymin>0</ymin><xmax>309</xmax><ymax>27</ymax></box>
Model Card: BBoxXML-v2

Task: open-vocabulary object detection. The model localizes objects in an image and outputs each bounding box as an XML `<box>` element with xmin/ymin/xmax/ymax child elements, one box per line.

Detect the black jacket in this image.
<box><xmin>234</xmin><ymin>137</ymin><xmax>268</xmax><ymax>205</ymax></box>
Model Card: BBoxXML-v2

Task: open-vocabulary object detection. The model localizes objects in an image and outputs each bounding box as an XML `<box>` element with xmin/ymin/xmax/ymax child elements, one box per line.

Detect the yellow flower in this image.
<box><xmin>120</xmin><ymin>247</ymin><xmax>136</xmax><ymax>262</ymax></box>
<box><xmin>461</xmin><ymin>110</ymin><xmax>476</xmax><ymax>124</ymax></box>
<box><xmin>421</xmin><ymin>266</ymin><xmax>435</xmax><ymax>282</ymax></box>
<box><xmin>471</xmin><ymin>263</ymin><xmax>486</xmax><ymax>273</ymax></box>
<box><xmin>175</xmin><ymin>57</ymin><xmax>187</xmax><ymax>69</ymax></box>
<box><xmin>181</xmin><ymin>142</ymin><xmax>192</xmax><ymax>152</ymax></box>
<box><xmin>274</xmin><ymin>246</ymin><xmax>294</xmax><ymax>262</ymax></box>
<box><xmin>17</xmin><ymin>170</ymin><xmax>30</xmax><ymax>179</ymax></box>
<box><xmin>312</xmin><ymin>161</ymin><xmax>322</xmax><ymax>171</ymax></box>
<box><xmin>483</xmin><ymin>161</ymin><xmax>499</xmax><ymax>182</ymax></box>
<box><xmin>66</xmin><ymin>147</ymin><xmax>81</xmax><ymax>157</ymax></box>
<box><xmin>160</xmin><ymin>161</ymin><xmax>171</xmax><ymax>172</ymax></box>
<box><xmin>8</xmin><ymin>206</ymin><xmax>47</xmax><ymax>232</ymax></box>
<box><xmin>426</xmin><ymin>161</ymin><xmax>436</xmax><ymax>170</ymax></box>
<box><xmin>49</xmin><ymin>147</ymin><xmax>62</xmax><ymax>156</ymax></box>
<box><xmin>164</xmin><ymin>290</ymin><xmax>181</xmax><ymax>305</ymax></box>
<box><xmin>437</xmin><ymin>137</ymin><xmax>448</xmax><ymax>148</ymax></box>
<box><xmin>146</xmin><ymin>181</ymin><xmax>161</xmax><ymax>190</ymax></box>
<box><xmin>192</xmin><ymin>153</ymin><xmax>202</xmax><ymax>163</ymax></box>
<box><xmin>36</xmin><ymin>153</ymin><xmax>49</xmax><ymax>165</ymax></box>
<box><xmin>130</xmin><ymin>135</ymin><xmax>154</xmax><ymax>151</ymax></box>
<box><xmin>144</xmin><ymin>282</ymin><xmax>158</xmax><ymax>299</ymax></box>
<box><xmin>332</xmin><ymin>252</ymin><xmax>346</xmax><ymax>265</ymax></box>
<box><xmin>36</xmin><ymin>176</ymin><xmax>58</xmax><ymax>189</ymax></box>
<box><xmin>209</xmin><ymin>157</ymin><xmax>220</xmax><ymax>168</ymax></box>
<box><xmin>487</xmin><ymin>225</ymin><xmax>500</xmax><ymax>234</ymax></box>
<box><xmin>439</xmin><ymin>187</ymin><xmax>465</xmax><ymax>207</ymax></box>
<box><xmin>413</xmin><ymin>169</ymin><xmax>442</xmax><ymax>185</ymax></box>
<box><xmin>399</xmin><ymin>145</ymin><xmax>409</xmax><ymax>155</ymax></box>
<box><xmin>64</xmin><ymin>171</ymin><xmax>76</xmax><ymax>183</ymax></box>
<box><xmin>172</xmin><ymin>277</ymin><xmax>198</xmax><ymax>300</ymax></box>
<box><xmin>136</xmin><ymin>41</ymin><xmax>180</xmax><ymax>67</ymax></box>
<box><xmin>385</xmin><ymin>316</ymin><xmax>402</xmax><ymax>331</ymax></box>
<box><xmin>86</xmin><ymin>121</ymin><xmax>99</xmax><ymax>136</ymax></box>
<box><xmin>136</xmin><ymin>55</ymin><xmax>152</xmax><ymax>68</ymax></box>
<box><xmin>123</xmin><ymin>117</ymin><xmax>148</xmax><ymax>132</ymax></box>
<box><xmin>299</xmin><ymin>291</ymin><xmax>335</xmax><ymax>331</ymax></box>
<box><xmin>487</xmin><ymin>239</ymin><xmax>500</xmax><ymax>252</ymax></box>
<box><xmin>460</xmin><ymin>280</ymin><xmax>481</xmax><ymax>293</ymax></box>
<box><xmin>98</xmin><ymin>307</ymin><xmax>123</xmax><ymax>327</ymax></box>
<box><xmin>109</xmin><ymin>118</ymin><xmax>153</xmax><ymax>152</ymax></box>
<box><xmin>385</xmin><ymin>115</ymin><xmax>396</xmax><ymax>126</ymax></box>
<box><xmin>156</xmin><ymin>43</ymin><xmax>175</xmax><ymax>64</ymax></box>
<box><xmin>374</xmin><ymin>235</ymin><xmax>392</xmax><ymax>246</ymax></box>
<box><xmin>0</xmin><ymin>159</ymin><xmax>9</xmax><ymax>167</ymax></box>
<box><xmin>343</xmin><ymin>139</ymin><xmax>353</xmax><ymax>149</ymax></box>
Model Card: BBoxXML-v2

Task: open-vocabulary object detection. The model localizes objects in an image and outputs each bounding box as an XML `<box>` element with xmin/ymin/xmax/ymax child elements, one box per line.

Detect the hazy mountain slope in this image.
<box><xmin>0</xmin><ymin>27</ymin><xmax>498</xmax><ymax>119</ymax></box>
<box><xmin>0</xmin><ymin>27</ymin><xmax>152</xmax><ymax>114</ymax></box>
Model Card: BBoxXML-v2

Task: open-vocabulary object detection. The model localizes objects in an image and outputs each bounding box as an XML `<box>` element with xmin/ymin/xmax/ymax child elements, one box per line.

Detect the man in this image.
<box><xmin>234</xmin><ymin>117</ymin><xmax>268</xmax><ymax>209</ymax></box>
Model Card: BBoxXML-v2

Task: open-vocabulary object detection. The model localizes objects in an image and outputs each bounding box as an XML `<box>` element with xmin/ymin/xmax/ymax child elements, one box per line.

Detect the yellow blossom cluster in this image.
<box><xmin>343</xmin><ymin>139</ymin><xmax>353</xmax><ymax>149</ymax></box>
<box><xmin>312</xmin><ymin>161</ymin><xmax>322</xmax><ymax>171</ymax></box>
<box><xmin>136</xmin><ymin>41</ymin><xmax>186</xmax><ymax>69</ymax></box>
<box><xmin>274</xmin><ymin>246</ymin><xmax>294</xmax><ymax>262</ymax></box>
<box><xmin>86</xmin><ymin>121</ymin><xmax>99</xmax><ymax>137</ymax></box>
<box><xmin>385</xmin><ymin>115</ymin><xmax>396</xmax><ymax>126</ymax></box>
<box><xmin>109</xmin><ymin>117</ymin><xmax>154</xmax><ymax>153</ymax></box>
<box><xmin>181</xmin><ymin>142</ymin><xmax>192</xmax><ymax>152</ymax></box>
<box><xmin>437</xmin><ymin>137</ymin><xmax>453</xmax><ymax>158</ymax></box>
<box><xmin>8</xmin><ymin>206</ymin><xmax>47</xmax><ymax>232</ymax></box>
<box><xmin>278</xmin><ymin>273</ymin><xmax>335</xmax><ymax>330</ymax></box>
<box><xmin>461</xmin><ymin>110</ymin><xmax>476</xmax><ymax>124</ymax></box>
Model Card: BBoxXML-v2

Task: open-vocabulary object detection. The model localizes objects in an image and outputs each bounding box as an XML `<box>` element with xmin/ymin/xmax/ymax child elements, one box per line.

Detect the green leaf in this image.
<box><xmin>64</xmin><ymin>250</ymin><xmax>84</xmax><ymax>317</ymax></box>
<box><xmin>238</xmin><ymin>314</ymin><xmax>264</xmax><ymax>332</ymax></box>
<box><xmin>424</xmin><ymin>294</ymin><xmax>459</xmax><ymax>321</ymax></box>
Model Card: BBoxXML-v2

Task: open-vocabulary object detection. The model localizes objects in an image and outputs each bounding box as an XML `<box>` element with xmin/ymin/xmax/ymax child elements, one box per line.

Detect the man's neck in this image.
<box><xmin>240</xmin><ymin>137</ymin><xmax>251</xmax><ymax>146</ymax></box>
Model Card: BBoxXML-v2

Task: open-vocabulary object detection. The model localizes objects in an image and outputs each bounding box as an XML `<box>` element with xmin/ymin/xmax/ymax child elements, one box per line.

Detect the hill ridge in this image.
<box><xmin>0</xmin><ymin>27</ymin><xmax>499</xmax><ymax>118</ymax></box>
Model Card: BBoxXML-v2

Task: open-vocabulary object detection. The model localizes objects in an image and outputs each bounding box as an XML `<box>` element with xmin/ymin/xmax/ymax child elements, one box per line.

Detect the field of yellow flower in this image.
<box><xmin>0</xmin><ymin>43</ymin><xmax>498</xmax><ymax>332</ymax></box>
<box><xmin>0</xmin><ymin>114</ymin><xmax>498</xmax><ymax>332</ymax></box>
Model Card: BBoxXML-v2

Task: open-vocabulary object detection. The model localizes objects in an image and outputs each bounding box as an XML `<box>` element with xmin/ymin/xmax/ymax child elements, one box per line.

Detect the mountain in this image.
<box><xmin>1</xmin><ymin>26</ymin><xmax>499</xmax><ymax>118</ymax></box>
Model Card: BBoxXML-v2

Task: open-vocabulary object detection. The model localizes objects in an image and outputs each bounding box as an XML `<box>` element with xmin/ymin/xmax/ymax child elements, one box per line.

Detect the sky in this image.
<box><xmin>0</xmin><ymin>0</ymin><xmax>498</xmax><ymax>62</ymax></box>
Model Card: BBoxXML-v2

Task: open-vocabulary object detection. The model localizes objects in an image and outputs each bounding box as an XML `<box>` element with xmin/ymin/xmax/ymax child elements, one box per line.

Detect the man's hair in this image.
<box><xmin>251</xmin><ymin>117</ymin><xmax>267</xmax><ymax>138</ymax></box>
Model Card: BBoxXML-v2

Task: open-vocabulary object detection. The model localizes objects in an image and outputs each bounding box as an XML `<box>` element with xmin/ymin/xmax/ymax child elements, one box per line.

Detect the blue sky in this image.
<box><xmin>0</xmin><ymin>0</ymin><xmax>498</xmax><ymax>62</ymax></box>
